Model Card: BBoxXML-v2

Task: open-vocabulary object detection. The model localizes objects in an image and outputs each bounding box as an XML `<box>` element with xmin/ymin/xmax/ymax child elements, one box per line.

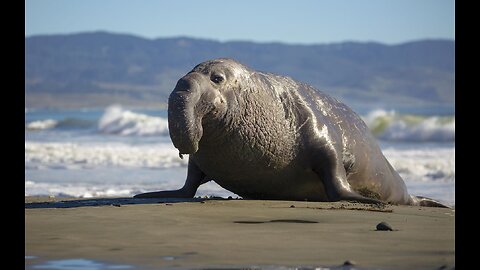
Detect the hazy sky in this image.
<box><xmin>25</xmin><ymin>0</ymin><xmax>455</xmax><ymax>45</ymax></box>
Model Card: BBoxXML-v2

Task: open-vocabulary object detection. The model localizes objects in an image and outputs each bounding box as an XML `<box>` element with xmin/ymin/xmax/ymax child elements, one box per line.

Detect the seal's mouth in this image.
<box><xmin>176</xmin><ymin>139</ymin><xmax>200</xmax><ymax>156</ymax></box>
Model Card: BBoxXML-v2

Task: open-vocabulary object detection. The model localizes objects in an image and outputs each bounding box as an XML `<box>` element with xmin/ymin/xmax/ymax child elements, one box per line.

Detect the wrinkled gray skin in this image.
<box><xmin>135</xmin><ymin>58</ymin><xmax>446</xmax><ymax>207</ymax></box>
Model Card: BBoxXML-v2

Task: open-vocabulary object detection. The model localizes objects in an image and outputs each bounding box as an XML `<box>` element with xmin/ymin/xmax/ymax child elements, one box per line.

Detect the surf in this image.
<box><xmin>363</xmin><ymin>109</ymin><xmax>455</xmax><ymax>142</ymax></box>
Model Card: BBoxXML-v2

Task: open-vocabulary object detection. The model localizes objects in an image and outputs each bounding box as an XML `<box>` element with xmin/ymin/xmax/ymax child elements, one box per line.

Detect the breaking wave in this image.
<box><xmin>97</xmin><ymin>105</ymin><xmax>169</xmax><ymax>136</ymax></box>
<box><xmin>25</xmin><ymin>118</ymin><xmax>96</xmax><ymax>130</ymax></box>
<box><xmin>362</xmin><ymin>109</ymin><xmax>455</xmax><ymax>142</ymax></box>
<box><xmin>26</xmin><ymin>119</ymin><xmax>58</xmax><ymax>130</ymax></box>
<box><xmin>26</xmin><ymin>106</ymin><xmax>454</xmax><ymax>143</ymax></box>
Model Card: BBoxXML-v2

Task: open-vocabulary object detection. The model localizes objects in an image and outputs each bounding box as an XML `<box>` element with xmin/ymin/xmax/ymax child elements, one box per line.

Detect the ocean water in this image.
<box><xmin>25</xmin><ymin>105</ymin><xmax>455</xmax><ymax>206</ymax></box>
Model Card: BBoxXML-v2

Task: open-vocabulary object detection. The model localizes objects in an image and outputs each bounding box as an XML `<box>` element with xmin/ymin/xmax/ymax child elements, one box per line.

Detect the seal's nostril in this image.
<box><xmin>175</xmin><ymin>78</ymin><xmax>192</xmax><ymax>92</ymax></box>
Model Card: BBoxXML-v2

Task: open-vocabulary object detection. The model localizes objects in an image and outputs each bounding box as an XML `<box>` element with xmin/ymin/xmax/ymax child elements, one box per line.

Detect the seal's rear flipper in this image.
<box><xmin>411</xmin><ymin>195</ymin><xmax>450</xmax><ymax>208</ymax></box>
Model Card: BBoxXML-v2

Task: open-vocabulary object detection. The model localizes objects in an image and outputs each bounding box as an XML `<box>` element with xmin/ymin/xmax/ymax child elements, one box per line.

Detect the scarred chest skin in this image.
<box><xmin>191</xmin><ymin>73</ymin><xmax>334</xmax><ymax>201</ymax></box>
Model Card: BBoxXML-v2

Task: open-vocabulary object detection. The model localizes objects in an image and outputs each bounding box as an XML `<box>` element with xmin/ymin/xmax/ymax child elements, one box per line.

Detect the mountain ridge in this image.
<box><xmin>25</xmin><ymin>31</ymin><xmax>455</xmax><ymax>112</ymax></box>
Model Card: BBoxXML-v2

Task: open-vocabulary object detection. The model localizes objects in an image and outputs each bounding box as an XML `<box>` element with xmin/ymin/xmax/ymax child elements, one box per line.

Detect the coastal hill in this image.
<box><xmin>25</xmin><ymin>31</ymin><xmax>454</xmax><ymax>112</ymax></box>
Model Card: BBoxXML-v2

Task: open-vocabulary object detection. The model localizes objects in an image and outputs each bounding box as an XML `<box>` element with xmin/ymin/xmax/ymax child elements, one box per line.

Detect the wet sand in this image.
<box><xmin>25</xmin><ymin>197</ymin><xmax>455</xmax><ymax>269</ymax></box>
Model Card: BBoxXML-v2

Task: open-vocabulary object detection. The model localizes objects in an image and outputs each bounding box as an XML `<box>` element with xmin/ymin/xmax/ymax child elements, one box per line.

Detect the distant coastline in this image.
<box><xmin>25</xmin><ymin>32</ymin><xmax>454</xmax><ymax>112</ymax></box>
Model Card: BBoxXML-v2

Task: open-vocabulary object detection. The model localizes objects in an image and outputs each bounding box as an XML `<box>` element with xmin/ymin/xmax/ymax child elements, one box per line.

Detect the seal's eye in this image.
<box><xmin>211</xmin><ymin>74</ymin><xmax>225</xmax><ymax>84</ymax></box>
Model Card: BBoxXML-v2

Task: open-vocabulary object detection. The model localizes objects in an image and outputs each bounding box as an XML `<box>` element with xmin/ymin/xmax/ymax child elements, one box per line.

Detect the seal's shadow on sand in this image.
<box><xmin>24</xmin><ymin>197</ymin><xmax>208</xmax><ymax>209</ymax></box>
<box><xmin>234</xmin><ymin>219</ymin><xmax>319</xmax><ymax>224</ymax></box>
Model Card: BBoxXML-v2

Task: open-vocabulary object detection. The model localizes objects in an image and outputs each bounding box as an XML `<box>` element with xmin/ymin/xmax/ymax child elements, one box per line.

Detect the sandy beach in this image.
<box><xmin>25</xmin><ymin>197</ymin><xmax>455</xmax><ymax>269</ymax></box>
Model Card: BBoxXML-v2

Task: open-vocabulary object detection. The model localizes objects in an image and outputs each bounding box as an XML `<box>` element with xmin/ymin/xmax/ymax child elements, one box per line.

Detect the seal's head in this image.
<box><xmin>168</xmin><ymin>58</ymin><xmax>252</xmax><ymax>155</ymax></box>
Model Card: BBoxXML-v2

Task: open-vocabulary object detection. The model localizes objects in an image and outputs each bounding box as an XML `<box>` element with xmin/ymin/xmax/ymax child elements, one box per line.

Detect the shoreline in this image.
<box><xmin>25</xmin><ymin>197</ymin><xmax>455</xmax><ymax>269</ymax></box>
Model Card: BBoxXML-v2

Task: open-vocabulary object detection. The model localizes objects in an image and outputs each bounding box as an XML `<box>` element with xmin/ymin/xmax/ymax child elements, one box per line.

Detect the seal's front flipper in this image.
<box><xmin>411</xmin><ymin>195</ymin><xmax>450</xmax><ymax>208</ymax></box>
<box><xmin>134</xmin><ymin>158</ymin><xmax>206</xmax><ymax>199</ymax></box>
<box><xmin>133</xmin><ymin>189</ymin><xmax>193</xmax><ymax>198</ymax></box>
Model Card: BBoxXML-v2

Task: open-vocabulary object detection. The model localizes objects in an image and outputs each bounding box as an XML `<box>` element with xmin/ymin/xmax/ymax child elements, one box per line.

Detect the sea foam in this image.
<box><xmin>383</xmin><ymin>145</ymin><xmax>455</xmax><ymax>183</ymax></box>
<box><xmin>382</xmin><ymin>144</ymin><xmax>455</xmax><ymax>206</ymax></box>
<box><xmin>25</xmin><ymin>141</ymin><xmax>187</xmax><ymax>170</ymax></box>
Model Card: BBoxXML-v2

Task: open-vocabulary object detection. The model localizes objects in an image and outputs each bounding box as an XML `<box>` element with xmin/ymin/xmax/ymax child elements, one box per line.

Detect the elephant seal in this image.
<box><xmin>135</xmin><ymin>58</ymin><xmax>446</xmax><ymax>207</ymax></box>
